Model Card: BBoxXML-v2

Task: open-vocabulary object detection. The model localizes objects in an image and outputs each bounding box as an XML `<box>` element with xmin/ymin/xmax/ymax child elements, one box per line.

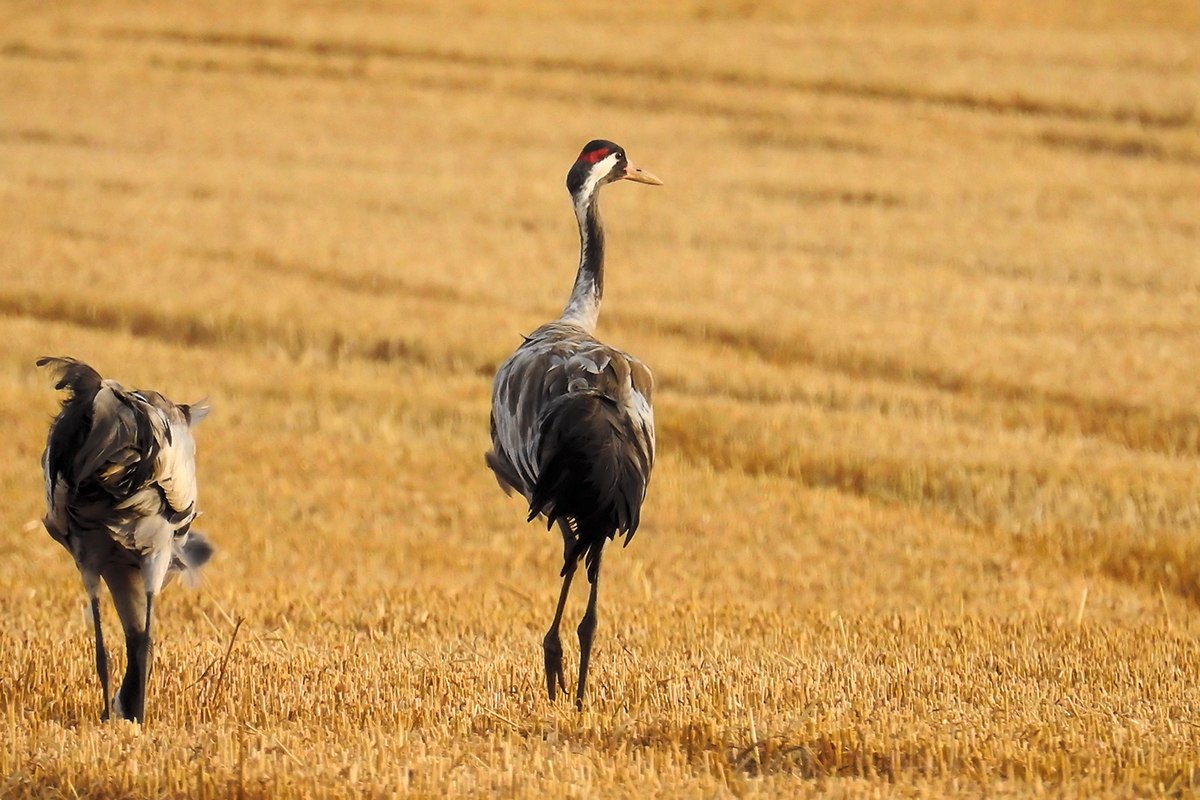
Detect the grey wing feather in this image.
<box><xmin>487</xmin><ymin>326</ymin><xmax>576</xmax><ymax>498</ymax></box>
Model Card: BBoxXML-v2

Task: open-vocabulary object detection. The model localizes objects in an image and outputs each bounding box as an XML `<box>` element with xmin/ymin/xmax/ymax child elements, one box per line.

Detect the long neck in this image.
<box><xmin>559</xmin><ymin>188</ymin><xmax>604</xmax><ymax>332</ymax></box>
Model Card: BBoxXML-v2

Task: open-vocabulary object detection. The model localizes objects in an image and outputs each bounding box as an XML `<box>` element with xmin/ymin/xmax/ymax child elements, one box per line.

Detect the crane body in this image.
<box><xmin>487</xmin><ymin>140</ymin><xmax>661</xmax><ymax>707</ymax></box>
<box><xmin>39</xmin><ymin>357</ymin><xmax>212</xmax><ymax>724</ymax></box>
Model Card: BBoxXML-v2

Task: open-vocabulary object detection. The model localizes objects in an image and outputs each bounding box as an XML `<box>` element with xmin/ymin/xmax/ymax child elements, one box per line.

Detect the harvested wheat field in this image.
<box><xmin>2</xmin><ymin>0</ymin><xmax>1199</xmax><ymax>796</ymax></box>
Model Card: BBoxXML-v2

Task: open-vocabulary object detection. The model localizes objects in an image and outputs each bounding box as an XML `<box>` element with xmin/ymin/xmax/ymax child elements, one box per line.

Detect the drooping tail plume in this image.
<box><xmin>529</xmin><ymin>391</ymin><xmax>648</xmax><ymax>576</ymax></box>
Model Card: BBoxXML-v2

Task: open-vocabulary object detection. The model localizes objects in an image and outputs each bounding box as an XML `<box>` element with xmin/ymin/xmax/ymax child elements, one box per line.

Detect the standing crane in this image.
<box><xmin>486</xmin><ymin>140</ymin><xmax>661</xmax><ymax>708</ymax></box>
<box><xmin>38</xmin><ymin>357</ymin><xmax>213</xmax><ymax>724</ymax></box>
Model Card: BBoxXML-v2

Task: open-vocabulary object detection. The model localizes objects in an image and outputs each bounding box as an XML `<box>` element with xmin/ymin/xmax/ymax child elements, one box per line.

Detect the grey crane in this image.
<box><xmin>486</xmin><ymin>140</ymin><xmax>661</xmax><ymax>708</ymax></box>
<box><xmin>38</xmin><ymin>357</ymin><xmax>213</xmax><ymax>724</ymax></box>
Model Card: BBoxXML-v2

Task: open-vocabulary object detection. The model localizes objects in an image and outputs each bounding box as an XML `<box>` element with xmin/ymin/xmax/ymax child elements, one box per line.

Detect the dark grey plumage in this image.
<box><xmin>486</xmin><ymin>140</ymin><xmax>660</xmax><ymax>707</ymax></box>
<box><xmin>38</xmin><ymin>356</ymin><xmax>212</xmax><ymax>724</ymax></box>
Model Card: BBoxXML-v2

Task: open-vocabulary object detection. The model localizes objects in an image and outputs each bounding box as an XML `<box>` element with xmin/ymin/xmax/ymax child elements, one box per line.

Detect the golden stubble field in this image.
<box><xmin>1</xmin><ymin>1</ymin><xmax>1199</xmax><ymax>796</ymax></box>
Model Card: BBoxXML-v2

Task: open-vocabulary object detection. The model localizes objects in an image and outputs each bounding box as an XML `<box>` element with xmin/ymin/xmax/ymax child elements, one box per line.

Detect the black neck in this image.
<box><xmin>560</xmin><ymin>187</ymin><xmax>604</xmax><ymax>330</ymax></box>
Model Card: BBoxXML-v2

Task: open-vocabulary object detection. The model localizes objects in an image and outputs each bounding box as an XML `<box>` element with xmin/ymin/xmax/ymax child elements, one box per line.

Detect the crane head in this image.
<box><xmin>566</xmin><ymin>140</ymin><xmax>662</xmax><ymax>201</ymax></box>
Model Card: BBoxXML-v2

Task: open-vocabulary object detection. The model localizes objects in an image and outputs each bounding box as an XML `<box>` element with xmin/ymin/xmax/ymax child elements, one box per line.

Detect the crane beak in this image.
<box><xmin>621</xmin><ymin>162</ymin><xmax>663</xmax><ymax>186</ymax></box>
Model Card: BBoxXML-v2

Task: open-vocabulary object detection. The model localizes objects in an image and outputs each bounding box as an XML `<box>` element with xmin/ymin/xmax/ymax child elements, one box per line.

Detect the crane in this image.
<box><xmin>38</xmin><ymin>356</ymin><xmax>213</xmax><ymax>724</ymax></box>
<box><xmin>486</xmin><ymin>140</ymin><xmax>661</xmax><ymax>708</ymax></box>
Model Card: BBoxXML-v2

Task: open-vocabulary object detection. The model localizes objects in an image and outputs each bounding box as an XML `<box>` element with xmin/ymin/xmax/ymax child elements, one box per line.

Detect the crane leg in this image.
<box><xmin>575</xmin><ymin>546</ymin><xmax>603</xmax><ymax>710</ymax></box>
<box><xmin>123</xmin><ymin>592</ymin><xmax>155</xmax><ymax>725</ymax></box>
<box><xmin>543</xmin><ymin>563</ymin><xmax>576</xmax><ymax>701</ymax></box>
<box><xmin>105</xmin><ymin>567</ymin><xmax>153</xmax><ymax>723</ymax></box>
<box><xmin>89</xmin><ymin>593</ymin><xmax>111</xmax><ymax>722</ymax></box>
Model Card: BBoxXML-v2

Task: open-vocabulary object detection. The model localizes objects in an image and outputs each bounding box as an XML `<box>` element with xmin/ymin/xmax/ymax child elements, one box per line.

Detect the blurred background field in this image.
<box><xmin>1</xmin><ymin>1</ymin><xmax>1199</xmax><ymax>796</ymax></box>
